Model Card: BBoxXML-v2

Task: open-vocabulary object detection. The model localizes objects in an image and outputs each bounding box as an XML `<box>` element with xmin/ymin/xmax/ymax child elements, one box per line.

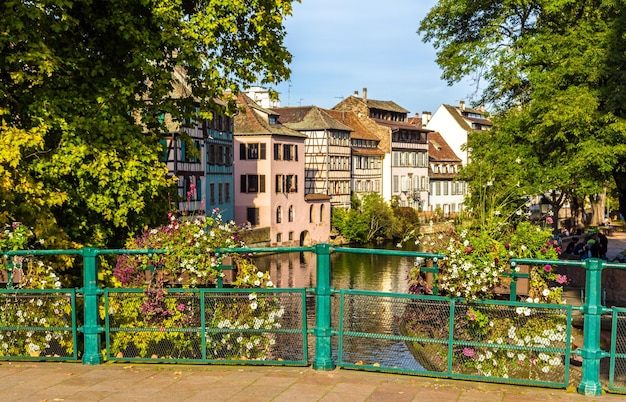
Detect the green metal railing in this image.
<box><xmin>1</xmin><ymin>245</ymin><xmax>626</xmax><ymax>396</ymax></box>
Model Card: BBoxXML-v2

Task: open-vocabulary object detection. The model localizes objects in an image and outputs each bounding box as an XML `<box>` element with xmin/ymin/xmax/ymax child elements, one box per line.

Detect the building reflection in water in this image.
<box><xmin>253</xmin><ymin>245</ymin><xmax>414</xmax><ymax>293</ymax></box>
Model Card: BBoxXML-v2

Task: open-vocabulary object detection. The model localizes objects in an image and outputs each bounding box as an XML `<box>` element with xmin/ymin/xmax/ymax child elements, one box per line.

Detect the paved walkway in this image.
<box><xmin>1</xmin><ymin>361</ymin><xmax>625</xmax><ymax>401</ymax></box>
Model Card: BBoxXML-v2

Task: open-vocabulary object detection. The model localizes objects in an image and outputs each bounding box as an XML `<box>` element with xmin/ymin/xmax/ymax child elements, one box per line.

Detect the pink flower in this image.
<box><xmin>177</xmin><ymin>303</ymin><xmax>185</xmax><ymax>312</ymax></box>
<box><xmin>504</xmin><ymin>243</ymin><xmax>510</xmax><ymax>249</ymax></box>
<box><xmin>466</xmin><ymin>310</ymin><xmax>477</xmax><ymax>320</ymax></box>
<box><xmin>463</xmin><ymin>347</ymin><xmax>474</xmax><ymax>358</ymax></box>
<box><xmin>544</xmin><ymin>264</ymin><xmax>552</xmax><ymax>272</ymax></box>
<box><xmin>556</xmin><ymin>274</ymin><xmax>568</xmax><ymax>284</ymax></box>
<box><xmin>546</xmin><ymin>217</ymin><xmax>553</xmax><ymax>224</ymax></box>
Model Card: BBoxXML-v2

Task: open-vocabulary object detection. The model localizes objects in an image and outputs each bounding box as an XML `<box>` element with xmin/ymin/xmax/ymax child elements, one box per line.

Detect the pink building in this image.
<box><xmin>234</xmin><ymin>93</ymin><xmax>331</xmax><ymax>246</ymax></box>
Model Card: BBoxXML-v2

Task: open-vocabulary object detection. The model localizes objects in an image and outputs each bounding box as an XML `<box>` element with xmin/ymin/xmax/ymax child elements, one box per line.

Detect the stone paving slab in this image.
<box><xmin>2</xmin><ymin>362</ymin><xmax>625</xmax><ymax>401</ymax></box>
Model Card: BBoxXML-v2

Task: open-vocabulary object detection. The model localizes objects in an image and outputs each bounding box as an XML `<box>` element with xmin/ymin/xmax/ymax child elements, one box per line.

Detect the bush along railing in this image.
<box><xmin>2</xmin><ymin>244</ymin><xmax>625</xmax><ymax>396</ymax></box>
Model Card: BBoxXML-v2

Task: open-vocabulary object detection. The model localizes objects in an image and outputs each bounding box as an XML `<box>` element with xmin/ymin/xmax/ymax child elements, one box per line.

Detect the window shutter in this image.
<box><xmin>260</xmin><ymin>143</ymin><xmax>266</xmax><ymax>160</ymax></box>
<box><xmin>295</xmin><ymin>145</ymin><xmax>298</xmax><ymax>161</ymax></box>
<box><xmin>260</xmin><ymin>175</ymin><xmax>266</xmax><ymax>192</ymax></box>
<box><xmin>239</xmin><ymin>143</ymin><xmax>246</xmax><ymax>160</ymax></box>
<box><xmin>240</xmin><ymin>175</ymin><xmax>247</xmax><ymax>193</ymax></box>
<box><xmin>274</xmin><ymin>143</ymin><xmax>280</xmax><ymax>160</ymax></box>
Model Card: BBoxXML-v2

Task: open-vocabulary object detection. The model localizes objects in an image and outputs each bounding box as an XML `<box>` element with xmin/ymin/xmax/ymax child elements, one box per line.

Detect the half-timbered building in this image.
<box><xmin>271</xmin><ymin>107</ymin><xmax>353</xmax><ymax>209</ymax></box>
<box><xmin>332</xmin><ymin>88</ymin><xmax>430</xmax><ymax>210</ymax></box>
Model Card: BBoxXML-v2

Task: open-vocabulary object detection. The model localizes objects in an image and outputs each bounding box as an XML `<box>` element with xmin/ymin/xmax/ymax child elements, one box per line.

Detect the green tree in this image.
<box><xmin>420</xmin><ymin>0</ymin><xmax>626</xmax><ymax>223</ymax></box>
<box><xmin>332</xmin><ymin>193</ymin><xmax>399</xmax><ymax>243</ymax></box>
<box><xmin>1</xmin><ymin>0</ymin><xmax>296</xmax><ymax>248</ymax></box>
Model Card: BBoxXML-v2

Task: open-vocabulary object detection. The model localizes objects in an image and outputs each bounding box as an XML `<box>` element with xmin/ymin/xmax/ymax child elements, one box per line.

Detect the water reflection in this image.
<box><xmin>254</xmin><ymin>242</ymin><xmax>423</xmax><ymax>370</ymax></box>
<box><xmin>253</xmin><ymin>242</ymin><xmax>416</xmax><ymax>292</ymax></box>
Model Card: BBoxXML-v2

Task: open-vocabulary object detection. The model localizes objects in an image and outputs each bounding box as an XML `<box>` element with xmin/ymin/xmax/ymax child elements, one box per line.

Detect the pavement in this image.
<box><xmin>2</xmin><ymin>361</ymin><xmax>626</xmax><ymax>402</ymax></box>
<box><xmin>2</xmin><ymin>231</ymin><xmax>626</xmax><ymax>402</ymax></box>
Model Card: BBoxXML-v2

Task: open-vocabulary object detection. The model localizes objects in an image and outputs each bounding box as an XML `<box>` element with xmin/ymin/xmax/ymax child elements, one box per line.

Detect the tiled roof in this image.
<box><xmin>373</xmin><ymin>118</ymin><xmax>431</xmax><ymax>133</ymax></box>
<box><xmin>234</xmin><ymin>93</ymin><xmax>307</xmax><ymax>138</ymax></box>
<box><xmin>407</xmin><ymin>116</ymin><xmax>423</xmax><ymax>128</ymax></box>
<box><xmin>428</xmin><ymin>131</ymin><xmax>462</xmax><ymax>162</ymax></box>
<box><xmin>352</xmin><ymin>147</ymin><xmax>385</xmax><ymax>156</ymax></box>
<box><xmin>365</xmin><ymin>99</ymin><xmax>409</xmax><ymax>114</ymax></box>
<box><xmin>271</xmin><ymin>107</ymin><xmax>353</xmax><ymax>132</ymax></box>
<box><xmin>441</xmin><ymin>104</ymin><xmax>492</xmax><ymax>131</ymax></box>
<box><xmin>323</xmin><ymin>109</ymin><xmax>380</xmax><ymax>141</ymax></box>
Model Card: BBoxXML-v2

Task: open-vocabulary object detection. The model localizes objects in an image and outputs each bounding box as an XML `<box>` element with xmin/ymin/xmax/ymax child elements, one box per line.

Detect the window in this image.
<box><xmin>239</xmin><ymin>143</ymin><xmax>266</xmax><ymax>160</ymax></box>
<box><xmin>320</xmin><ymin>204</ymin><xmax>325</xmax><ymax>222</ymax></box>
<box><xmin>246</xmin><ymin>207</ymin><xmax>260</xmax><ymax>225</ymax></box>
<box><xmin>183</xmin><ymin>176</ymin><xmax>201</xmax><ymax>202</ymax></box>
<box><xmin>288</xmin><ymin>205</ymin><xmax>294</xmax><ymax>222</ymax></box>
<box><xmin>309</xmin><ymin>205</ymin><xmax>314</xmax><ymax>223</ymax></box>
<box><xmin>240</xmin><ymin>175</ymin><xmax>266</xmax><ymax>193</ymax></box>
<box><xmin>276</xmin><ymin>233</ymin><xmax>282</xmax><ymax>243</ymax></box>
<box><xmin>181</xmin><ymin>140</ymin><xmax>201</xmax><ymax>163</ymax></box>
<box><xmin>209</xmin><ymin>182</ymin><xmax>215</xmax><ymax>204</ymax></box>
<box><xmin>276</xmin><ymin>206</ymin><xmax>282</xmax><ymax>223</ymax></box>
<box><xmin>393</xmin><ymin>175</ymin><xmax>399</xmax><ymax>193</ymax></box>
<box><xmin>275</xmin><ymin>174</ymin><xmax>297</xmax><ymax>193</ymax></box>
<box><xmin>218</xmin><ymin>182</ymin><xmax>223</xmax><ymax>203</ymax></box>
<box><xmin>288</xmin><ymin>231</ymin><xmax>293</xmax><ymax>241</ymax></box>
<box><xmin>224</xmin><ymin>183</ymin><xmax>230</xmax><ymax>202</ymax></box>
<box><xmin>274</xmin><ymin>143</ymin><xmax>282</xmax><ymax>160</ymax></box>
<box><xmin>443</xmin><ymin>182</ymin><xmax>449</xmax><ymax>195</ymax></box>
<box><xmin>283</xmin><ymin>144</ymin><xmax>297</xmax><ymax>161</ymax></box>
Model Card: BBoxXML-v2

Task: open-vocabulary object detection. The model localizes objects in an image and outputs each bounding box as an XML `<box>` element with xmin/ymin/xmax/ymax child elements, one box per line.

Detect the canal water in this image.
<box><xmin>253</xmin><ymin>242</ymin><xmax>424</xmax><ymax>369</ymax></box>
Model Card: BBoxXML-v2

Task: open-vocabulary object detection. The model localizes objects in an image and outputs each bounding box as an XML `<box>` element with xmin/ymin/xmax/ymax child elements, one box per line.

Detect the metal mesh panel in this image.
<box><xmin>106</xmin><ymin>291</ymin><xmax>203</xmax><ymax>360</ymax></box>
<box><xmin>204</xmin><ymin>290</ymin><xmax>306</xmax><ymax>363</ymax></box>
<box><xmin>337</xmin><ymin>292</ymin><xmax>450</xmax><ymax>371</ymax></box>
<box><xmin>610</xmin><ymin>308</ymin><xmax>626</xmax><ymax>392</ymax></box>
<box><xmin>0</xmin><ymin>291</ymin><xmax>76</xmax><ymax>359</ymax></box>
<box><xmin>452</xmin><ymin>301</ymin><xmax>569</xmax><ymax>384</ymax></box>
<box><xmin>104</xmin><ymin>289</ymin><xmax>306</xmax><ymax>364</ymax></box>
<box><xmin>336</xmin><ymin>291</ymin><xmax>570</xmax><ymax>387</ymax></box>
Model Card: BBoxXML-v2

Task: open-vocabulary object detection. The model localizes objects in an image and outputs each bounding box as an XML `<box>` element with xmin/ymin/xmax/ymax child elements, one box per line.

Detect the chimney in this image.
<box><xmin>459</xmin><ymin>100</ymin><xmax>465</xmax><ymax>110</ymax></box>
<box><xmin>422</xmin><ymin>111</ymin><xmax>431</xmax><ymax>126</ymax></box>
<box><xmin>362</xmin><ymin>87</ymin><xmax>367</xmax><ymax>102</ymax></box>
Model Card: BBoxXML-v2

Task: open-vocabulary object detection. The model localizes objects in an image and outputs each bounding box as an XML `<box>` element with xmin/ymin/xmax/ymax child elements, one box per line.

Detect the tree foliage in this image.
<box><xmin>1</xmin><ymin>0</ymin><xmax>296</xmax><ymax>248</ymax></box>
<box><xmin>421</xmin><ymin>0</ymin><xmax>626</xmax><ymax>223</ymax></box>
<box><xmin>332</xmin><ymin>193</ymin><xmax>399</xmax><ymax>243</ymax></box>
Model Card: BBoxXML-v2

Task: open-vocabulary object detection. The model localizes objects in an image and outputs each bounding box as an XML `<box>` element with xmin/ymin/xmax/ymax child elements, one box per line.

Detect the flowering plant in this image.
<box><xmin>0</xmin><ymin>222</ymin><xmax>74</xmax><ymax>358</ymax></box>
<box><xmin>407</xmin><ymin>217</ymin><xmax>563</xmax><ymax>301</ymax></box>
<box><xmin>401</xmin><ymin>208</ymin><xmax>570</xmax><ymax>381</ymax></box>
<box><xmin>107</xmin><ymin>210</ymin><xmax>282</xmax><ymax>361</ymax></box>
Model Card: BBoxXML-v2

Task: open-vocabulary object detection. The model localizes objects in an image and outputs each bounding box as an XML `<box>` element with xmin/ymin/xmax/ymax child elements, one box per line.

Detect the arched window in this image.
<box><xmin>320</xmin><ymin>204</ymin><xmax>325</xmax><ymax>222</ymax></box>
<box><xmin>288</xmin><ymin>205</ymin><xmax>294</xmax><ymax>222</ymax></box>
<box><xmin>276</xmin><ymin>206</ymin><xmax>282</xmax><ymax>223</ymax></box>
<box><xmin>309</xmin><ymin>205</ymin><xmax>314</xmax><ymax>223</ymax></box>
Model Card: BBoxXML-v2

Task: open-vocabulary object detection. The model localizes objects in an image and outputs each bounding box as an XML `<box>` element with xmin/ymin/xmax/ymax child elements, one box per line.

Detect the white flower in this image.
<box><xmin>250</xmin><ymin>302</ymin><xmax>258</xmax><ymax>310</ymax></box>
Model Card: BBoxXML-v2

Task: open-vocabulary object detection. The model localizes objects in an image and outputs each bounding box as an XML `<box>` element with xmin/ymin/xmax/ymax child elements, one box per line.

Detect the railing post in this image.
<box><xmin>578</xmin><ymin>258</ymin><xmax>605</xmax><ymax>396</ymax></box>
<box><xmin>82</xmin><ymin>247</ymin><xmax>102</xmax><ymax>364</ymax></box>
<box><xmin>312</xmin><ymin>243</ymin><xmax>335</xmax><ymax>370</ymax></box>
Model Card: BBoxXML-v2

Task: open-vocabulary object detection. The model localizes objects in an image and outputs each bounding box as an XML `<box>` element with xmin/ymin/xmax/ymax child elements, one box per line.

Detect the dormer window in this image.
<box><xmin>269</xmin><ymin>115</ymin><xmax>278</xmax><ymax>124</ymax></box>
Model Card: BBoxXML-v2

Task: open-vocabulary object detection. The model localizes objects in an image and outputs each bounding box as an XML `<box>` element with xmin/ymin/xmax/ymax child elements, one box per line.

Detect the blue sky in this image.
<box><xmin>271</xmin><ymin>0</ymin><xmax>480</xmax><ymax>115</ymax></box>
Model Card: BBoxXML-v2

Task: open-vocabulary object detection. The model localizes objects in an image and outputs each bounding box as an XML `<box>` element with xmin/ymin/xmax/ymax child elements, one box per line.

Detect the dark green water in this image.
<box><xmin>253</xmin><ymin>241</ymin><xmax>418</xmax><ymax>292</ymax></box>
